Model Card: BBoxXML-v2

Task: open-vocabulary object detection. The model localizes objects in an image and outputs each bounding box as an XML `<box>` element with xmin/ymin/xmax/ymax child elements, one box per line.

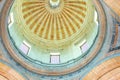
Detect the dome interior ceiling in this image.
<box><xmin>22</xmin><ymin>0</ymin><xmax>87</xmax><ymax>40</ymax></box>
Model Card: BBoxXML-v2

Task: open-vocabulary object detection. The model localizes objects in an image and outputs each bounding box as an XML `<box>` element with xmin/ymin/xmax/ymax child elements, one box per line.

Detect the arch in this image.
<box><xmin>83</xmin><ymin>56</ymin><xmax>120</xmax><ymax>80</ymax></box>
<box><xmin>0</xmin><ymin>62</ymin><xmax>25</xmax><ymax>80</ymax></box>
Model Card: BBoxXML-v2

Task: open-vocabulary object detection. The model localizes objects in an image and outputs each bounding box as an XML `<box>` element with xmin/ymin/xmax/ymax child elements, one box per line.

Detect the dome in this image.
<box><xmin>10</xmin><ymin>0</ymin><xmax>97</xmax><ymax>50</ymax></box>
<box><xmin>7</xmin><ymin>0</ymin><xmax>98</xmax><ymax>64</ymax></box>
<box><xmin>6</xmin><ymin>0</ymin><xmax>99</xmax><ymax>66</ymax></box>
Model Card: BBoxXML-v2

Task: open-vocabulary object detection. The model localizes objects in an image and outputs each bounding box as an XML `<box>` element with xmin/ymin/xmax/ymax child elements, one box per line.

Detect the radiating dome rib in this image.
<box><xmin>53</xmin><ymin>15</ymin><xmax>56</xmax><ymax>40</ymax></box>
<box><xmin>66</xmin><ymin>4</ymin><xmax>86</xmax><ymax>11</ymax></box>
<box><xmin>55</xmin><ymin>14</ymin><xmax>61</xmax><ymax>40</ymax></box>
<box><xmin>63</xmin><ymin>9</ymin><xmax>80</xmax><ymax>29</ymax></box>
<box><xmin>59</xmin><ymin>13</ymin><xmax>72</xmax><ymax>37</ymax></box>
<box><xmin>22</xmin><ymin>2</ymin><xmax>45</xmax><ymax>18</ymax></box>
<box><xmin>36</xmin><ymin>12</ymin><xmax>49</xmax><ymax>35</ymax></box>
<box><xmin>65</xmin><ymin>2</ymin><xmax>86</xmax><ymax>10</ymax></box>
<box><xmin>28</xmin><ymin>9</ymin><xmax>46</xmax><ymax>30</ymax></box>
<box><xmin>34</xmin><ymin>12</ymin><xmax>49</xmax><ymax>35</ymax></box>
<box><xmin>61</xmin><ymin>11</ymin><xmax>76</xmax><ymax>34</ymax></box>
<box><xmin>45</xmin><ymin>15</ymin><xmax>52</xmax><ymax>39</ymax></box>
<box><xmin>64</xmin><ymin>8</ymin><xmax>84</xmax><ymax>24</ymax></box>
<box><xmin>22</xmin><ymin>3</ymin><xmax>44</xmax><ymax>12</ymax></box>
<box><xmin>42</xmin><ymin>14</ymin><xmax>51</xmax><ymax>39</ymax></box>
<box><xmin>50</xmin><ymin>15</ymin><xmax>55</xmax><ymax>40</ymax></box>
<box><xmin>41</xmin><ymin>13</ymin><xmax>51</xmax><ymax>37</ymax></box>
<box><xmin>58</xmin><ymin>14</ymin><xmax>66</xmax><ymax>39</ymax></box>
<box><xmin>33</xmin><ymin>11</ymin><xmax>48</xmax><ymax>35</ymax></box>
<box><xmin>64</xmin><ymin>6</ymin><xmax>86</xmax><ymax>19</ymax></box>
